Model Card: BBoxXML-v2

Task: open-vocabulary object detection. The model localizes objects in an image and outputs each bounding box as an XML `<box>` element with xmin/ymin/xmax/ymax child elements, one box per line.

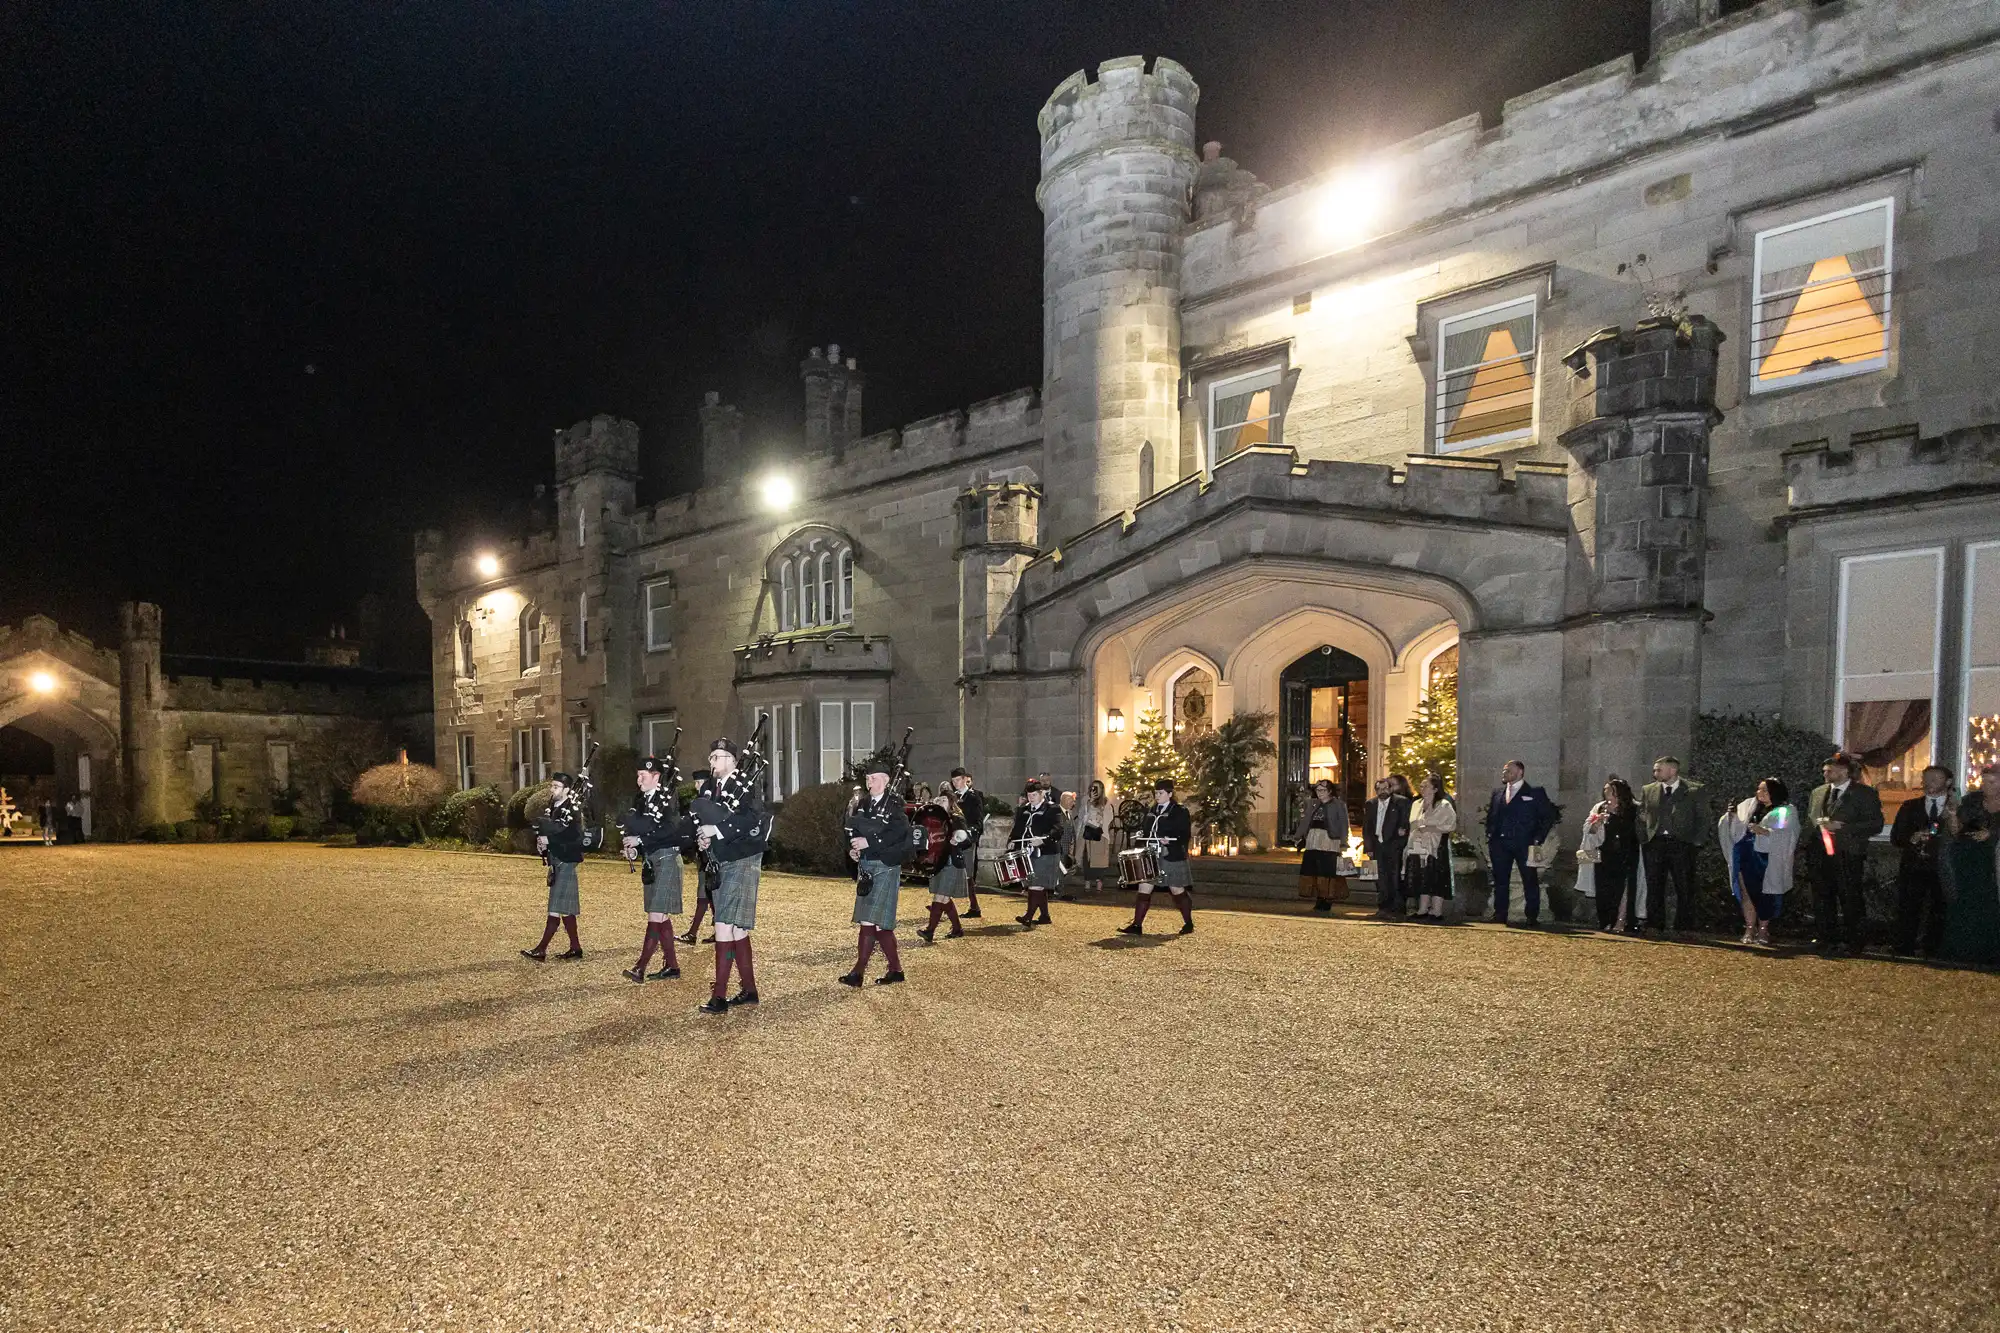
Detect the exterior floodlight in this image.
<box><xmin>475</xmin><ymin>553</ymin><xmax>500</xmax><ymax>578</ymax></box>
<box><xmin>1319</xmin><ymin>165</ymin><xmax>1388</xmax><ymax>245</ymax></box>
<box><xmin>28</xmin><ymin>671</ymin><xmax>57</xmax><ymax>695</ymax></box>
<box><xmin>759</xmin><ymin>474</ymin><xmax>797</xmax><ymax>511</ymax></box>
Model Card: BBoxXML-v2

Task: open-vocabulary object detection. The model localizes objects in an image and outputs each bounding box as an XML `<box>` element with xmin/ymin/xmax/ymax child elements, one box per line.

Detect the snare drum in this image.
<box><xmin>1117</xmin><ymin>846</ymin><xmax>1159</xmax><ymax>887</ymax></box>
<box><xmin>999</xmin><ymin>849</ymin><xmax>1033</xmax><ymax>886</ymax></box>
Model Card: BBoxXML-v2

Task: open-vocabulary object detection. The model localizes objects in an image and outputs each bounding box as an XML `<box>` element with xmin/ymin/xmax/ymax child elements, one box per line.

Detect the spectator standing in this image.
<box><xmin>1578</xmin><ymin>777</ymin><xmax>1641</xmax><ymax>932</ymax></box>
<box><xmin>1943</xmin><ymin>763</ymin><xmax>2000</xmax><ymax>965</ymax></box>
<box><xmin>38</xmin><ymin>797</ymin><xmax>57</xmax><ymax>846</ymax></box>
<box><xmin>1802</xmin><ymin>752</ymin><xmax>1885</xmax><ymax>956</ymax></box>
<box><xmin>1719</xmin><ymin>778</ymin><xmax>1798</xmax><ymax>946</ymax></box>
<box><xmin>1638</xmin><ymin>757</ymin><xmax>1704</xmax><ymax>933</ymax></box>
<box><xmin>1075</xmin><ymin>781</ymin><xmax>1115</xmax><ymax>893</ymax></box>
<box><xmin>1890</xmin><ymin>765</ymin><xmax>1955</xmax><ymax>957</ymax></box>
<box><xmin>1484</xmin><ymin>760</ymin><xmax>1556</xmax><ymax>926</ymax></box>
<box><xmin>1290</xmin><ymin>779</ymin><xmax>1349</xmax><ymax>913</ymax></box>
<box><xmin>1362</xmin><ymin>777</ymin><xmax>1412</xmax><ymax>918</ymax></box>
<box><xmin>1405</xmin><ymin>774</ymin><xmax>1457</xmax><ymax>920</ymax></box>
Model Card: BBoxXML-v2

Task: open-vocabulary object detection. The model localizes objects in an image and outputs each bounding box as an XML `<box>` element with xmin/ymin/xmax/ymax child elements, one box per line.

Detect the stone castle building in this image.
<box><xmin>0</xmin><ymin>605</ymin><xmax>429</xmax><ymax>834</ymax></box>
<box><xmin>417</xmin><ymin>0</ymin><xmax>2000</xmax><ymax>863</ymax></box>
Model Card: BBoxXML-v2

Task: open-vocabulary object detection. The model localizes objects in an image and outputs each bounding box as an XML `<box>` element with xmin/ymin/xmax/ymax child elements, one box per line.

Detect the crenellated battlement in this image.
<box><xmin>1037</xmin><ymin>55</ymin><xmax>1199</xmax><ymax>182</ymax></box>
<box><xmin>554</xmin><ymin>414</ymin><xmax>640</xmax><ymax>483</ymax></box>
<box><xmin>1784</xmin><ymin>422</ymin><xmax>2000</xmax><ymax>514</ymax></box>
<box><xmin>1021</xmin><ymin>447</ymin><xmax>1568</xmax><ymax>599</ymax></box>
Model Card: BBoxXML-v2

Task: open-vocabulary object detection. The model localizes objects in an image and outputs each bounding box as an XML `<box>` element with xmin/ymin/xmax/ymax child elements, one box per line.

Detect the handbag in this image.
<box><xmin>1527</xmin><ymin>836</ymin><xmax>1561</xmax><ymax>870</ymax></box>
<box><xmin>1575</xmin><ymin>846</ymin><xmax>1601</xmax><ymax>864</ymax></box>
<box><xmin>1083</xmin><ymin>823</ymin><xmax>1103</xmax><ymax>842</ymax></box>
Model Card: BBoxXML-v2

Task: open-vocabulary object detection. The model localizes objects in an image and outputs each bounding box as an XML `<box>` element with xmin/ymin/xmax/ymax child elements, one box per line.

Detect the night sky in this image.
<box><xmin>3</xmin><ymin>1</ymin><xmax>1661</xmax><ymax>667</ymax></box>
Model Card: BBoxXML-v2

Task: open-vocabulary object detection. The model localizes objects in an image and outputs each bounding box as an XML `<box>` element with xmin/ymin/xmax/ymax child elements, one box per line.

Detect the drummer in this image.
<box><xmin>918</xmin><ymin>787</ymin><xmax>974</xmax><ymax>942</ymax></box>
<box><xmin>1119</xmin><ymin>778</ymin><xmax>1196</xmax><ymax>936</ymax></box>
<box><xmin>1009</xmin><ymin>780</ymin><xmax>1065</xmax><ymax>930</ymax></box>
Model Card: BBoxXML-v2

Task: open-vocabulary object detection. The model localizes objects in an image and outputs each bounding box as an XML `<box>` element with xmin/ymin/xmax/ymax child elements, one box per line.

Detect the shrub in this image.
<box><xmin>507</xmin><ymin>782</ymin><xmax>553</xmax><ymax>830</ymax></box>
<box><xmin>769</xmin><ymin>781</ymin><xmax>854</xmax><ymax>876</ymax></box>
<box><xmin>173</xmin><ymin>820</ymin><xmax>197</xmax><ymax>841</ymax></box>
<box><xmin>356</xmin><ymin>809</ymin><xmax>422</xmax><ymax>845</ymax></box>
<box><xmin>439</xmin><ymin>785</ymin><xmax>506</xmax><ymax>844</ymax></box>
<box><xmin>266</xmin><ymin>815</ymin><xmax>295</xmax><ymax>840</ymax></box>
<box><xmin>351</xmin><ymin>760</ymin><xmax>452</xmax><ymax>842</ymax></box>
<box><xmin>289</xmin><ymin>813</ymin><xmax>323</xmax><ymax>840</ymax></box>
<box><xmin>488</xmin><ymin>828</ymin><xmax>515</xmax><ymax>854</ymax></box>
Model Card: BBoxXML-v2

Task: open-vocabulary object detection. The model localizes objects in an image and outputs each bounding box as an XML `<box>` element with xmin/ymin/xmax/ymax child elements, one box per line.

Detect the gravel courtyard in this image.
<box><xmin>2</xmin><ymin>844</ymin><xmax>1995</xmax><ymax>1332</ymax></box>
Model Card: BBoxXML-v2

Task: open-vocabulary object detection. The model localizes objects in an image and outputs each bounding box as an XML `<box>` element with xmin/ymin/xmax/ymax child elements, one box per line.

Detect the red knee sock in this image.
<box><xmin>736</xmin><ymin>938</ymin><xmax>757</xmax><ymax>994</ymax></box>
<box><xmin>658</xmin><ymin>922</ymin><xmax>679</xmax><ymax>969</ymax></box>
<box><xmin>925</xmin><ymin>902</ymin><xmax>944</xmax><ymax>932</ymax></box>
<box><xmin>879</xmin><ymin>930</ymin><xmax>901</xmax><ymax>972</ymax></box>
<box><xmin>1132</xmin><ymin>894</ymin><xmax>1151</xmax><ymax>926</ymax></box>
<box><xmin>1175</xmin><ymin>891</ymin><xmax>1193</xmax><ymax>925</ymax></box>
<box><xmin>561</xmin><ymin>915</ymin><xmax>580</xmax><ymax>951</ymax></box>
<box><xmin>533</xmin><ymin>915</ymin><xmax>561</xmax><ymax>952</ymax></box>
<box><xmin>712</xmin><ymin>938</ymin><xmax>734</xmax><ymax>999</ymax></box>
<box><xmin>854</xmin><ymin>926</ymin><xmax>877</xmax><ymax>974</ymax></box>
<box><xmin>944</xmin><ymin>900</ymin><xmax>961</xmax><ymax>928</ymax></box>
<box><xmin>688</xmin><ymin>900</ymin><xmax>708</xmax><ymax>934</ymax></box>
<box><xmin>637</xmin><ymin>924</ymin><xmax>660</xmax><ymax>971</ymax></box>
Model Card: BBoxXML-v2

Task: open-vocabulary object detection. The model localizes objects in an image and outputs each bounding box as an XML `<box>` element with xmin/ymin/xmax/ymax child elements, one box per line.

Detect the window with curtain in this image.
<box><xmin>1752</xmin><ymin>198</ymin><xmax>1892</xmax><ymax>391</ymax></box>
<box><xmin>644</xmin><ymin>578</ymin><xmax>673</xmax><ymax>651</ymax></box>
<box><xmin>1208</xmin><ymin>366</ymin><xmax>1284</xmax><ymax>464</ymax></box>
<box><xmin>1965</xmin><ymin>542</ymin><xmax>2000</xmax><ymax>784</ymax></box>
<box><xmin>1435</xmin><ymin>296</ymin><xmax>1537</xmax><ymax>452</ymax></box>
<box><xmin>1837</xmin><ymin>548</ymin><xmax>1941</xmax><ymax>808</ymax></box>
<box><xmin>848</xmin><ymin>701</ymin><xmax>876</xmax><ymax>764</ymax></box>
<box><xmin>517</xmin><ymin>604</ymin><xmax>540</xmax><ymax>674</ymax></box>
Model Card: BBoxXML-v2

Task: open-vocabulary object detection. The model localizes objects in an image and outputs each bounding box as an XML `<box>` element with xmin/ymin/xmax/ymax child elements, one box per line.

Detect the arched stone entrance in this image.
<box><xmin>0</xmin><ymin>629</ymin><xmax>125</xmax><ymax>838</ymax></box>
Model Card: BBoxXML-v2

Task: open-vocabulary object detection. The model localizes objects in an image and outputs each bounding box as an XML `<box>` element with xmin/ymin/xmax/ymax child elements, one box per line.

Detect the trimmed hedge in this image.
<box><xmin>768</xmin><ymin>782</ymin><xmax>854</xmax><ymax>877</ymax></box>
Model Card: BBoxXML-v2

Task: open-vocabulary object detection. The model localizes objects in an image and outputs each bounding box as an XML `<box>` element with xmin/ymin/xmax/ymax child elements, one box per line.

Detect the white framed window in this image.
<box><xmin>771</xmin><ymin>534</ymin><xmax>855</xmax><ymax>632</ymax></box>
<box><xmin>456</xmin><ymin>734</ymin><xmax>477</xmax><ymax>790</ymax></box>
<box><xmin>1208</xmin><ymin>365</ymin><xmax>1284</xmax><ymax>464</ymax></box>
<box><xmin>819</xmin><ymin>552</ymin><xmax>835</xmax><ymax>624</ymax></box>
<box><xmin>1835</xmin><ymin>548</ymin><xmax>1942</xmax><ymax>806</ymax></box>
<box><xmin>788</xmin><ymin>702</ymin><xmax>802</xmax><ymax>796</ymax></box>
<box><xmin>819</xmin><ymin>701</ymin><xmax>846</xmax><ymax>783</ymax></box>
<box><xmin>456</xmin><ymin>618</ymin><xmax>476</xmax><ymax>679</ymax></box>
<box><xmin>266</xmin><ymin>742</ymin><xmax>291</xmax><ymax>792</ymax></box>
<box><xmin>780</xmin><ymin>562</ymin><xmax>796</xmax><ymax>632</ymax></box>
<box><xmin>1964</xmin><ymin>542</ymin><xmax>2000</xmax><ymax>786</ymax></box>
<box><xmin>1435</xmin><ymin>295</ymin><xmax>1537</xmax><ymax>452</ymax></box>
<box><xmin>535</xmin><ymin>727</ymin><xmax>552</xmax><ymax>782</ymax></box>
<box><xmin>644</xmin><ymin>715</ymin><xmax>677</xmax><ymax>763</ymax></box>
<box><xmin>799</xmin><ymin>554</ymin><xmax>816</xmax><ymax>627</ymax></box>
<box><xmin>849</xmin><ymin>701</ymin><xmax>875</xmax><ymax>764</ymax></box>
<box><xmin>518</xmin><ymin>603</ymin><xmax>540</xmax><ymax>674</ymax></box>
<box><xmin>573</xmin><ymin>720</ymin><xmax>592</xmax><ymax>770</ymax></box>
<box><xmin>838</xmin><ymin>549</ymin><xmax>854</xmax><ymax>622</ymax></box>
<box><xmin>1751</xmin><ymin>198</ymin><xmax>1892</xmax><ymax>392</ymax></box>
<box><xmin>515</xmin><ymin>729</ymin><xmax>533</xmax><ymax>787</ymax></box>
<box><xmin>752</xmin><ymin>706</ymin><xmax>779</xmax><ymax>802</ymax></box>
<box><xmin>644</xmin><ymin>578</ymin><xmax>674</xmax><ymax>651</ymax></box>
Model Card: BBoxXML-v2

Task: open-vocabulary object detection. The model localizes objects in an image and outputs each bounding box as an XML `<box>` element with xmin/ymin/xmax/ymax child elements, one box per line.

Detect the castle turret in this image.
<box><xmin>1037</xmin><ymin>56</ymin><xmax>1199</xmax><ymax>546</ymax></box>
<box><xmin>801</xmin><ymin>344</ymin><xmax>865</xmax><ymax>460</ymax></box>
<box><xmin>118</xmin><ymin>601</ymin><xmax>167</xmax><ymax>828</ymax></box>
<box><xmin>554</xmin><ymin>415</ymin><xmax>641</xmax><ymax>759</ymax></box>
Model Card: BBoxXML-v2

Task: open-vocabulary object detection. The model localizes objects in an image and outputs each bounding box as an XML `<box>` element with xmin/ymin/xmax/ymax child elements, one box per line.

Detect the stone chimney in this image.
<box><xmin>801</xmin><ymin>344</ymin><xmax>865</xmax><ymax>459</ymax></box>
<box><xmin>699</xmin><ymin>391</ymin><xmax>745</xmax><ymax>489</ymax></box>
<box><xmin>1651</xmin><ymin>0</ymin><xmax>1719</xmax><ymax>53</ymax></box>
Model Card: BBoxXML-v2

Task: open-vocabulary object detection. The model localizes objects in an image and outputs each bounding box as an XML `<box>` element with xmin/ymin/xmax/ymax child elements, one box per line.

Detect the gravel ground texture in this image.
<box><xmin>2</xmin><ymin>843</ymin><xmax>1997</xmax><ymax>1333</ymax></box>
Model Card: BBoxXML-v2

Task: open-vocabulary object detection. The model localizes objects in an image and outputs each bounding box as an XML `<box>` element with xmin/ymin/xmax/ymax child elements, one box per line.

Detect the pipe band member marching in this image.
<box><xmin>523</xmin><ymin>768</ymin><xmax>591</xmax><ymax>961</ymax></box>
<box><xmin>1009</xmin><ymin>780</ymin><xmax>1065</xmax><ymax>930</ymax></box>
<box><xmin>691</xmin><ymin>737</ymin><xmax>772</xmax><ymax>1014</ymax></box>
<box><xmin>840</xmin><ymin>758</ymin><xmax>915</xmax><ymax>987</ymax></box>
<box><xmin>946</xmin><ymin>767</ymin><xmax>987</xmax><ymax>918</ymax></box>
<box><xmin>918</xmin><ymin>786</ymin><xmax>975</xmax><ymax>942</ymax></box>
<box><xmin>1120</xmin><ymin>778</ymin><xmax>1196</xmax><ymax>936</ymax></box>
<box><xmin>619</xmin><ymin>755</ymin><xmax>689</xmax><ymax>983</ymax></box>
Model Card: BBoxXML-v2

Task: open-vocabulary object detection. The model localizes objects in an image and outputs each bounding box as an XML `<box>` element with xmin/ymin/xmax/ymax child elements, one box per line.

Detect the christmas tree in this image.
<box><xmin>1384</xmin><ymin>669</ymin><xmax>1458</xmax><ymax>791</ymax></box>
<box><xmin>1109</xmin><ymin>708</ymin><xmax>1191</xmax><ymax>802</ymax></box>
<box><xmin>1188</xmin><ymin>710</ymin><xmax>1277</xmax><ymax>850</ymax></box>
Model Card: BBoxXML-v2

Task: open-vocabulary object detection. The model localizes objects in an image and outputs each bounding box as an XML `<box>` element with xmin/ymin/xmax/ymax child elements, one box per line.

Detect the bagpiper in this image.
<box><xmin>840</xmin><ymin>758</ymin><xmax>915</xmax><ymax>986</ymax></box>
<box><xmin>523</xmin><ymin>771</ymin><xmax>589</xmax><ymax>961</ymax></box>
<box><xmin>1120</xmin><ymin>778</ymin><xmax>1196</xmax><ymax>936</ymax></box>
<box><xmin>618</xmin><ymin>755</ymin><xmax>688</xmax><ymax>983</ymax></box>
<box><xmin>1009</xmin><ymin>780</ymin><xmax>1065</xmax><ymax>929</ymax></box>
<box><xmin>690</xmin><ymin>738</ymin><xmax>772</xmax><ymax>1014</ymax></box>
<box><xmin>946</xmin><ymin>767</ymin><xmax>987</xmax><ymax>918</ymax></box>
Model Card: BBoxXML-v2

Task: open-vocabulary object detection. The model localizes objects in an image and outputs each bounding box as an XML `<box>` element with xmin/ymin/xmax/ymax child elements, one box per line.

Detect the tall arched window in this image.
<box><xmin>1138</xmin><ymin>440</ymin><xmax>1156</xmax><ymax>498</ymax></box>
<box><xmin>779</xmin><ymin>564</ymin><xmax>795</xmax><ymax>632</ymax></box>
<box><xmin>838</xmin><ymin>549</ymin><xmax>854</xmax><ymax>622</ymax></box>
<box><xmin>456</xmin><ymin>618</ymin><xmax>476</xmax><ymax>679</ymax></box>
<box><xmin>517</xmin><ymin>603</ymin><xmax>540</xmax><ymax>674</ymax></box>
<box><xmin>819</xmin><ymin>552</ymin><xmax>835</xmax><ymax>623</ymax></box>
<box><xmin>799</xmin><ymin>553</ymin><xmax>816</xmax><ymax>626</ymax></box>
<box><xmin>768</xmin><ymin>530</ymin><xmax>855</xmax><ymax>633</ymax></box>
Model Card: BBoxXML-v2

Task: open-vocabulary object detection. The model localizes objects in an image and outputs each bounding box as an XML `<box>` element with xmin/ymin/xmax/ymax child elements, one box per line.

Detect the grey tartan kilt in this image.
<box><xmin>711</xmin><ymin>855</ymin><xmax>761</xmax><ymax>929</ymax></box>
<box><xmin>852</xmin><ymin>858</ymin><xmax>902</xmax><ymax>929</ymax></box>
<box><xmin>1031</xmin><ymin>854</ymin><xmax>1063</xmax><ymax>890</ymax></box>
<box><xmin>545</xmin><ymin>860</ymin><xmax>581</xmax><ymax>915</ymax></box>
<box><xmin>1158</xmin><ymin>858</ymin><xmax>1193</xmax><ymax>889</ymax></box>
<box><xmin>929</xmin><ymin>861</ymin><xmax>969</xmax><ymax>900</ymax></box>
<box><xmin>641</xmin><ymin>849</ymin><xmax>684</xmax><ymax>916</ymax></box>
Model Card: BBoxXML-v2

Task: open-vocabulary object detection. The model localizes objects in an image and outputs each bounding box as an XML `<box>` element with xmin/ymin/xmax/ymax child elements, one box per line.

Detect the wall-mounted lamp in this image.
<box><xmin>1105</xmin><ymin>708</ymin><xmax>1126</xmax><ymax>734</ymax></box>
<box><xmin>474</xmin><ymin>552</ymin><xmax>500</xmax><ymax>578</ymax></box>
<box><xmin>758</xmin><ymin>473</ymin><xmax>797</xmax><ymax>511</ymax></box>
<box><xmin>29</xmin><ymin>670</ymin><xmax>58</xmax><ymax>695</ymax></box>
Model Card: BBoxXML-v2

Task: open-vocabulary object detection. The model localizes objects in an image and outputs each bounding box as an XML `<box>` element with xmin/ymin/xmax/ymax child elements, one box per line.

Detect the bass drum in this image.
<box><xmin>906</xmin><ymin>803</ymin><xmax>953</xmax><ymax>879</ymax></box>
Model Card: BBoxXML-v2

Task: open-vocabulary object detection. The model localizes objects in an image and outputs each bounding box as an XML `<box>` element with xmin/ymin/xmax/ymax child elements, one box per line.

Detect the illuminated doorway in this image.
<box><xmin>1279</xmin><ymin>644</ymin><xmax>1369</xmax><ymax>832</ymax></box>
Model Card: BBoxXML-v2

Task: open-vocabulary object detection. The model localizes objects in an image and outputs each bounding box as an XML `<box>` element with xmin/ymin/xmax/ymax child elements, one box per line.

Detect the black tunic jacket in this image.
<box><xmin>1140</xmin><ymin>800</ymin><xmax>1193</xmax><ymax>862</ymax></box>
<box><xmin>845</xmin><ymin>791</ymin><xmax>915</xmax><ymax>866</ymax></box>
<box><xmin>1009</xmin><ymin>802</ymin><xmax>1064</xmax><ymax>853</ymax></box>
<box><xmin>534</xmin><ymin>790</ymin><xmax>587</xmax><ymax>864</ymax></box>
<box><xmin>620</xmin><ymin>786</ymin><xmax>686</xmax><ymax>855</ymax></box>
<box><xmin>689</xmin><ymin>772</ymin><xmax>770</xmax><ymax>863</ymax></box>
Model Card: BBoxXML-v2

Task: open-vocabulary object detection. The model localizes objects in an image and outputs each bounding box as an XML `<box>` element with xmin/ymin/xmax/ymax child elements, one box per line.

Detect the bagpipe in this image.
<box><xmin>690</xmin><ymin>714</ymin><xmax>772</xmax><ymax>896</ymax></box>
<box><xmin>619</xmin><ymin>726</ymin><xmax>682</xmax><ymax>877</ymax></box>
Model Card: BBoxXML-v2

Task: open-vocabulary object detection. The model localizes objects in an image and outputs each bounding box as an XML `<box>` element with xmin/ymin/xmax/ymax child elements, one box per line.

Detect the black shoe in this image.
<box><xmin>1177</xmin><ymin>921</ymin><xmax>1195</xmax><ymax>935</ymax></box>
<box><xmin>1035</xmin><ymin>912</ymin><xmax>1053</xmax><ymax>925</ymax></box>
<box><xmin>676</xmin><ymin>929</ymin><xmax>697</xmax><ymax>944</ymax></box>
<box><xmin>700</xmin><ymin>935</ymin><xmax>716</xmax><ymax>945</ymax></box>
<box><xmin>697</xmin><ymin>997</ymin><xmax>730</xmax><ymax>1014</ymax></box>
<box><xmin>874</xmin><ymin>971</ymin><xmax>905</xmax><ymax>986</ymax></box>
<box><xmin>520</xmin><ymin>948</ymin><xmax>547</xmax><ymax>962</ymax></box>
<box><xmin>963</xmin><ymin>907</ymin><xmax>983</xmax><ymax>919</ymax></box>
<box><xmin>1118</xmin><ymin>923</ymin><xmax>1143</xmax><ymax>936</ymax></box>
<box><xmin>916</xmin><ymin>927</ymin><xmax>936</xmax><ymax>943</ymax></box>
<box><xmin>1312</xmin><ymin>902</ymin><xmax>1332</xmax><ymax>914</ymax></box>
<box><xmin>555</xmin><ymin>947</ymin><xmax>584</xmax><ymax>960</ymax></box>
<box><xmin>729</xmin><ymin>990</ymin><xmax>760</xmax><ymax>1006</ymax></box>
<box><xmin>946</xmin><ymin>926</ymin><xmax>964</xmax><ymax>938</ymax></box>
<box><xmin>1015</xmin><ymin>912</ymin><xmax>1035</xmax><ymax>926</ymax></box>
<box><xmin>650</xmin><ymin>965</ymin><xmax>681</xmax><ymax>980</ymax></box>
<box><xmin>838</xmin><ymin>971</ymin><xmax>864</xmax><ymax>988</ymax></box>
<box><xmin>622</xmin><ymin>967</ymin><xmax>647</xmax><ymax>984</ymax></box>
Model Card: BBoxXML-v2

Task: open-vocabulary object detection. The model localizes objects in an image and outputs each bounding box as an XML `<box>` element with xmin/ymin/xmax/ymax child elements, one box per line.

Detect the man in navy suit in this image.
<box><xmin>1486</xmin><ymin>759</ymin><xmax>1558</xmax><ymax>926</ymax></box>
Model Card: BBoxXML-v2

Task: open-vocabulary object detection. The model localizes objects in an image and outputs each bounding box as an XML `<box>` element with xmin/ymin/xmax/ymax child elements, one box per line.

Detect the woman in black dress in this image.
<box><xmin>1583</xmin><ymin>776</ymin><xmax>1640</xmax><ymax>932</ymax></box>
<box><xmin>1289</xmin><ymin>779</ymin><xmax>1349</xmax><ymax>913</ymax></box>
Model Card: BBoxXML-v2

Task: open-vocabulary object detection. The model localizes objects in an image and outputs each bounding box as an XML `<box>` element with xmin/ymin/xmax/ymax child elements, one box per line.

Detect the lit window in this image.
<box><xmin>1752</xmin><ymin>198</ymin><xmax>1892</xmax><ymax>391</ymax></box>
<box><xmin>1965</xmin><ymin>542</ymin><xmax>2000</xmax><ymax>785</ymax></box>
<box><xmin>1836</xmin><ymin>548</ymin><xmax>1941</xmax><ymax>810</ymax></box>
<box><xmin>517</xmin><ymin>604</ymin><xmax>540</xmax><ymax>674</ymax></box>
<box><xmin>644</xmin><ymin>578</ymin><xmax>673</xmax><ymax>651</ymax></box>
<box><xmin>1436</xmin><ymin>296</ymin><xmax>1536</xmax><ymax>452</ymax></box>
<box><xmin>1208</xmin><ymin>366</ymin><xmax>1284</xmax><ymax>464</ymax></box>
<box><xmin>780</xmin><ymin>563</ymin><xmax>796</xmax><ymax>632</ymax></box>
<box><xmin>838</xmin><ymin>549</ymin><xmax>854</xmax><ymax>622</ymax></box>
